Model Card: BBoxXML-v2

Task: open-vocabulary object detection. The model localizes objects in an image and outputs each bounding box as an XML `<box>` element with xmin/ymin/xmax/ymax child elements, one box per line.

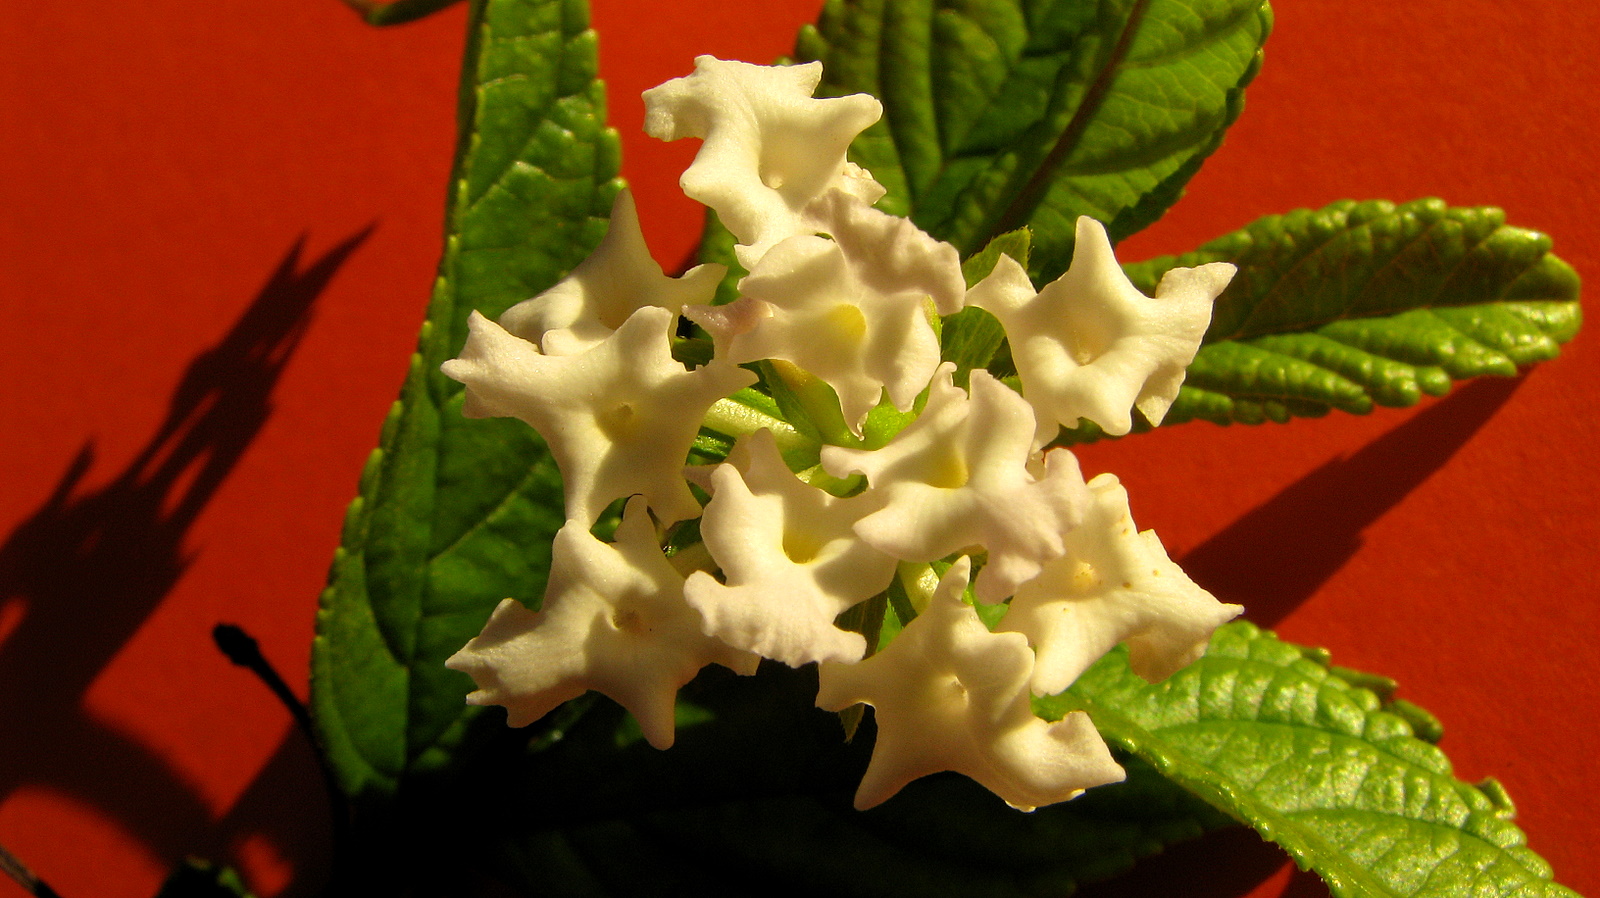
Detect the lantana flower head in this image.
<box><xmin>442</xmin><ymin>57</ymin><xmax>1239</xmax><ymax>813</ymax></box>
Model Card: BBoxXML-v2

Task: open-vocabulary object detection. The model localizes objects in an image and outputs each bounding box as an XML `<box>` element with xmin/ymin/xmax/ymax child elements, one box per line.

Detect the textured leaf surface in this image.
<box><xmin>470</xmin><ymin>665</ymin><xmax>1233</xmax><ymax>897</ymax></box>
<box><xmin>794</xmin><ymin>0</ymin><xmax>1271</xmax><ymax>281</ymax></box>
<box><xmin>1125</xmin><ymin>198</ymin><xmax>1582</xmax><ymax>430</ymax></box>
<box><xmin>1042</xmin><ymin>622</ymin><xmax>1578</xmax><ymax>898</ymax></box>
<box><xmin>311</xmin><ymin>0</ymin><xmax>621</xmax><ymax>803</ymax></box>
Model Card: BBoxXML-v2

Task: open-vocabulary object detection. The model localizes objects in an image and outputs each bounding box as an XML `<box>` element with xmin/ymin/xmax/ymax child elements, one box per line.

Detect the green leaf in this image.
<box><xmin>1115</xmin><ymin>199</ymin><xmax>1582</xmax><ymax>432</ymax></box>
<box><xmin>1041</xmin><ymin>622</ymin><xmax>1579</xmax><ymax>898</ymax></box>
<box><xmin>311</xmin><ymin>0</ymin><xmax>622</xmax><ymax>804</ymax></box>
<box><xmin>470</xmin><ymin>665</ymin><xmax>1235</xmax><ymax>897</ymax></box>
<box><xmin>795</xmin><ymin>0</ymin><xmax>1272</xmax><ymax>281</ymax></box>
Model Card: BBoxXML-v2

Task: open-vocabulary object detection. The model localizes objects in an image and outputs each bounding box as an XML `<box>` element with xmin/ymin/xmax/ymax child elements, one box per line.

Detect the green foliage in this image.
<box><xmin>1043</xmin><ymin>622</ymin><xmax>1579</xmax><ymax>897</ymax></box>
<box><xmin>1131</xmin><ymin>199</ymin><xmax>1582</xmax><ymax>430</ymax></box>
<box><xmin>795</xmin><ymin>0</ymin><xmax>1272</xmax><ymax>280</ymax></box>
<box><xmin>310</xmin><ymin>0</ymin><xmax>621</xmax><ymax>804</ymax></box>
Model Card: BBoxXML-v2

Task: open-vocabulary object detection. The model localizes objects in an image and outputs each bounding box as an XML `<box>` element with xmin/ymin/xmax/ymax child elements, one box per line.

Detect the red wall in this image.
<box><xmin>2</xmin><ymin>2</ymin><xmax>1595</xmax><ymax>896</ymax></box>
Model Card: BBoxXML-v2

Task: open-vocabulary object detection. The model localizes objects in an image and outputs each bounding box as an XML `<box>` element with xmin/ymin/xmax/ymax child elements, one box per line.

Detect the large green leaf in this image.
<box><xmin>311</xmin><ymin>0</ymin><xmax>622</xmax><ymax>804</ymax></box>
<box><xmin>1043</xmin><ymin>622</ymin><xmax>1579</xmax><ymax>897</ymax></box>
<box><xmin>467</xmin><ymin>664</ymin><xmax>1234</xmax><ymax>897</ymax></box>
<box><xmin>794</xmin><ymin>0</ymin><xmax>1272</xmax><ymax>280</ymax></box>
<box><xmin>1119</xmin><ymin>199</ymin><xmax>1582</xmax><ymax>431</ymax></box>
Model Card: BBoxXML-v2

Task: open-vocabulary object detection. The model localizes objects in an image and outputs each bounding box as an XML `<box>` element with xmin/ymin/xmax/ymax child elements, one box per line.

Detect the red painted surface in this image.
<box><xmin>1</xmin><ymin>1</ymin><xmax>1594</xmax><ymax>896</ymax></box>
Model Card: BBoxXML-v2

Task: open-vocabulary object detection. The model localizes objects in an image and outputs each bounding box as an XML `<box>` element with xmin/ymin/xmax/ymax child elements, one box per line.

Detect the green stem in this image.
<box><xmin>0</xmin><ymin>841</ymin><xmax>61</xmax><ymax>898</ymax></box>
<box><xmin>701</xmin><ymin>397</ymin><xmax>815</xmax><ymax>459</ymax></box>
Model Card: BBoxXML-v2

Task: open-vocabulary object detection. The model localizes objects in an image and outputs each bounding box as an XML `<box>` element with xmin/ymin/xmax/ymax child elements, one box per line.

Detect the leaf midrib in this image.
<box><xmin>1215</xmin><ymin>209</ymin><xmax>1515</xmax><ymax>343</ymax></box>
<box><xmin>987</xmin><ymin>0</ymin><xmax>1154</xmax><ymax>245</ymax></box>
<box><xmin>427</xmin><ymin>450</ymin><xmax>549</xmax><ymax>566</ymax></box>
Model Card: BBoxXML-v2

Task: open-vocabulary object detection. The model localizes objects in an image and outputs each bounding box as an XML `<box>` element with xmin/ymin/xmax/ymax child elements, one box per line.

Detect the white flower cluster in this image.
<box><xmin>441</xmin><ymin>56</ymin><xmax>1241</xmax><ymax>812</ymax></box>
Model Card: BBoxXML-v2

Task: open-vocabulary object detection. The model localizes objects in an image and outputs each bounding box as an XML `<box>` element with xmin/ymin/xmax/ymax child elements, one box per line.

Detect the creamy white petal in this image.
<box><xmin>816</xmin><ymin>559</ymin><xmax>1125</xmax><ymax>810</ymax></box>
<box><xmin>802</xmin><ymin>189</ymin><xmax>965</xmax><ymax>316</ymax></box>
<box><xmin>703</xmin><ymin>227</ymin><xmax>942</xmax><ymax>433</ymax></box>
<box><xmin>999</xmin><ymin>473</ymin><xmax>1243</xmax><ymax>695</ymax></box>
<box><xmin>441</xmin><ymin>306</ymin><xmax>755</xmax><ymax>526</ymax></box>
<box><xmin>966</xmin><ymin>219</ymin><xmax>1232</xmax><ymax>439</ymax></box>
<box><xmin>643</xmin><ymin>56</ymin><xmax>883</xmax><ymax>267</ymax></box>
<box><xmin>684</xmin><ymin>430</ymin><xmax>897</xmax><ymax>667</ymax></box>
<box><xmin>445</xmin><ymin>499</ymin><xmax>758</xmax><ymax>749</ymax></box>
<box><xmin>499</xmin><ymin>189</ymin><xmax>724</xmax><ymax>356</ymax></box>
<box><xmin>822</xmin><ymin>366</ymin><xmax>1090</xmax><ymax>602</ymax></box>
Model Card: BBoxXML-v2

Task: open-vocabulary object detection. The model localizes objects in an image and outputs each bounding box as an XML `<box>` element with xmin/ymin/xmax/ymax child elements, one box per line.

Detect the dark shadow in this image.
<box><xmin>1076</xmin><ymin>827</ymin><xmax>1321</xmax><ymax>898</ymax></box>
<box><xmin>1281</xmin><ymin>867</ymin><xmax>1334</xmax><ymax>898</ymax></box>
<box><xmin>1180</xmin><ymin>375</ymin><xmax>1522</xmax><ymax>628</ymax></box>
<box><xmin>214</xmin><ymin>728</ymin><xmax>333</xmax><ymax>898</ymax></box>
<box><xmin>0</xmin><ymin>227</ymin><xmax>371</xmax><ymax>882</ymax></box>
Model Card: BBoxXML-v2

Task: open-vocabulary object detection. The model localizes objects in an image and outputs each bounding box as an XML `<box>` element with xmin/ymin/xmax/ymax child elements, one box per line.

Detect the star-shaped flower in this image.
<box><xmin>440</xmin><ymin>305</ymin><xmax>755</xmax><ymax>526</ymax></box>
<box><xmin>687</xmin><ymin>192</ymin><xmax>959</xmax><ymax>433</ymax></box>
<box><xmin>683</xmin><ymin>429</ymin><xmax>897</xmax><ymax>667</ymax></box>
<box><xmin>821</xmin><ymin>365</ymin><xmax>1091</xmax><ymax>603</ymax></box>
<box><xmin>643</xmin><ymin>56</ymin><xmax>884</xmax><ymax>267</ymax></box>
<box><xmin>815</xmin><ymin>559</ymin><xmax>1126</xmax><ymax>811</ymax></box>
<box><xmin>445</xmin><ymin>498</ymin><xmax>758</xmax><ymax>749</ymax></box>
<box><xmin>966</xmin><ymin>217</ymin><xmax>1234</xmax><ymax>439</ymax></box>
<box><xmin>498</xmin><ymin>189</ymin><xmax>725</xmax><ymax>356</ymax></box>
<box><xmin>998</xmin><ymin>473</ymin><xmax>1243</xmax><ymax>695</ymax></box>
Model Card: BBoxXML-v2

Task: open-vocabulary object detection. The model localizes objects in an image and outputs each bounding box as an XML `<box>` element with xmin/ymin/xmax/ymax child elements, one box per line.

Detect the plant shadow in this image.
<box><xmin>1180</xmin><ymin>375</ymin><xmax>1522</xmax><ymax>628</ymax></box>
<box><xmin>0</xmin><ymin>227</ymin><xmax>370</xmax><ymax>893</ymax></box>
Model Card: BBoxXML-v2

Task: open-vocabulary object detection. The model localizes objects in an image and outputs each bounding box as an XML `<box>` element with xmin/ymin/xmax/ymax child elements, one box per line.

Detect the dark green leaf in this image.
<box><xmin>473</xmin><ymin>665</ymin><xmax>1233</xmax><ymax>897</ymax></box>
<box><xmin>1114</xmin><ymin>199</ymin><xmax>1582</xmax><ymax>432</ymax></box>
<box><xmin>795</xmin><ymin>0</ymin><xmax>1272</xmax><ymax>280</ymax></box>
<box><xmin>311</xmin><ymin>0</ymin><xmax>621</xmax><ymax>804</ymax></box>
<box><xmin>1043</xmin><ymin>622</ymin><xmax>1579</xmax><ymax>898</ymax></box>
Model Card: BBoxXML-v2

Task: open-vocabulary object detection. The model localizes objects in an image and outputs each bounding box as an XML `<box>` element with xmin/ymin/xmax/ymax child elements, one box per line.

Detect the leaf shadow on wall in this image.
<box><xmin>1181</xmin><ymin>374</ymin><xmax>1523</xmax><ymax>629</ymax></box>
<box><xmin>0</xmin><ymin>228</ymin><xmax>370</xmax><ymax>891</ymax></box>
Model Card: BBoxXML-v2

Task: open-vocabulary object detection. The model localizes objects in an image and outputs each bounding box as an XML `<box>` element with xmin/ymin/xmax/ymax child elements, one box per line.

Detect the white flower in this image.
<box><xmin>445</xmin><ymin>498</ymin><xmax>758</xmax><ymax>749</ymax></box>
<box><xmin>821</xmin><ymin>365</ymin><xmax>1090</xmax><ymax>603</ymax></box>
<box><xmin>643</xmin><ymin>56</ymin><xmax>884</xmax><ymax>268</ymax></box>
<box><xmin>683</xmin><ymin>430</ymin><xmax>897</xmax><ymax>667</ymax></box>
<box><xmin>498</xmin><ymin>189</ymin><xmax>725</xmax><ymax>356</ymax></box>
<box><xmin>816</xmin><ymin>559</ymin><xmax>1126</xmax><ymax>811</ymax></box>
<box><xmin>687</xmin><ymin>191</ymin><xmax>960</xmax><ymax>434</ymax></box>
<box><xmin>999</xmin><ymin>473</ymin><xmax>1243</xmax><ymax>695</ymax></box>
<box><xmin>966</xmin><ymin>217</ymin><xmax>1234</xmax><ymax>439</ymax></box>
<box><xmin>440</xmin><ymin>305</ymin><xmax>755</xmax><ymax>526</ymax></box>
